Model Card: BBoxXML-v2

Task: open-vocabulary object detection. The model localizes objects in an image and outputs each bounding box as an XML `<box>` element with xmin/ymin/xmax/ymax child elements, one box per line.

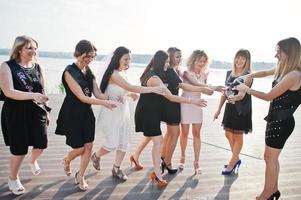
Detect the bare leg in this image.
<box><xmin>114</xmin><ymin>150</ymin><xmax>126</xmax><ymax>167</ymax></box>
<box><xmin>226</xmin><ymin>132</ymin><xmax>243</xmax><ymax>171</ymax></box>
<box><xmin>180</xmin><ymin>124</ymin><xmax>190</xmax><ymax>165</ymax></box>
<box><xmin>151</xmin><ymin>135</ymin><xmax>163</xmax><ymax>180</ymax></box>
<box><xmin>78</xmin><ymin>142</ymin><xmax>93</xmax><ymax>177</ymax></box>
<box><xmin>133</xmin><ymin>136</ymin><xmax>151</xmax><ymax>161</ymax></box>
<box><xmin>10</xmin><ymin>155</ymin><xmax>25</xmax><ymax>179</ymax></box>
<box><xmin>192</xmin><ymin>124</ymin><xmax>202</xmax><ymax>163</ymax></box>
<box><xmin>225</xmin><ymin>131</ymin><xmax>234</xmax><ymax>151</ymax></box>
<box><xmin>29</xmin><ymin>148</ymin><xmax>43</xmax><ymax>164</ymax></box>
<box><xmin>64</xmin><ymin>147</ymin><xmax>85</xmax><ymax>164</ymax></box>
<box><xmin>161</xmin><ymin>130</ymin><xmax>170</xmax><ymax>159</ymax></box>
<box><xmin>96</xmin><ymin>147</ymin><xmax>110</xmax><ymax>158</ymax></box>
<box><xmin>164</xmin><ymin>125</ymin><xmax>180</xmax><ymax>165</ymax></box>
<box><xmin>257</xmin><ymin>145</ymin><xmax>281</xmax><ymax>200</ymax></box>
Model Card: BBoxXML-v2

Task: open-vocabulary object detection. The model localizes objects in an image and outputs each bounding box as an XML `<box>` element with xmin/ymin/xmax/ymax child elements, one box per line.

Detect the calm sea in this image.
<box><xmin>0</xmin><ymin>55</ymin><xmax>273</xmax><ymax>98</ymax></box>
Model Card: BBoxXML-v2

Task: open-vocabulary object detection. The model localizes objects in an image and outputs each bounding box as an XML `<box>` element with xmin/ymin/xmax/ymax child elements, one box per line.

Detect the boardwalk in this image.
<box><xmin>0</xmin><ymin>94</ymin><xmax>301</xmax><ymax>200</ymax></box>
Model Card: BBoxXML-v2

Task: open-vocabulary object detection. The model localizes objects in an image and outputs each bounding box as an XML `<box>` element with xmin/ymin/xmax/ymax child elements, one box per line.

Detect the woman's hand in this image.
<box><xmin>152</xmin><ymin>86</ymin><xmax>168</xmax><ymax>95</ymax></box>
<box><xmin>46</xmin><ymin>112</ymin><xmax>50</xmax><ymax>126</ymax></box>
<box><xmin>210</xmin><ymin>85</ymin><xmax>225</xmax><ymax>93</ymax></box>
<box><xmin>202</xmin><ymin>87</ymin><xmax>214</xmax><ymax>95</ymax></box>
<box><xmin>104</xmin><ymin>101</ymin><xmax>117</xmax><ymax>110</ymax></box>
<box><xmin>234</xmin><ymin>83</ymin><xmax>249</xmax><ymax>93</ymax></box>
<box><xmin>127</xmin><ymin>93</ymin><xmax>139</xmax><ymax>101</ymax></box>
<box><xmin>191</xmin><ymin>98</ymin><xmax>207</xmax><ymax>107</ymax></box>
<box><xmin>213</xmin><ymin>110</ymin><xmax>220</xmax><ymax>121</ymax></box>
<box><xmin>33</xmin><ymin>93</ymin><xmax>49</xmax><ymax>103</ymax></box>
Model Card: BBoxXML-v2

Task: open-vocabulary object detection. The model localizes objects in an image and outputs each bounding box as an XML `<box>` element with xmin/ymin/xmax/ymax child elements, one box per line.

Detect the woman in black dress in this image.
<box><xmin>235</xmin><ymin>37</ymin><xmax>301</xmax><ymax>200</ymax></box>
<box><xmin>214</xmin><ymin>49</ymin><xmax>252</xmax><ymax>175</ymax></box>
<box><xmin>55</xmin><ymin>40</ymin><xmax>116</xmax><ymax>191</ymax></box>
<box><xmin>131</xmin><ymin>48</ymin><xmax>214</xmax><ymax>176</ymax></box>
<box><xmin>0</xmin><ymin>36</ymin><xmax>49</xmax><ymax>195</ymax></box>
<box><xmin>134</xmin><ymin>50</ymin><xmax>207</xmax><ymax>188</ymax></box>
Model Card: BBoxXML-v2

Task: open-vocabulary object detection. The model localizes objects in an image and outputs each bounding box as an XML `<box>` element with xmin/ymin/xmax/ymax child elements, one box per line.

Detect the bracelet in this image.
<box><xmin>107</xmin><ymin>95</ymin><xmax>110</xmax><ymax>100</ymax></box>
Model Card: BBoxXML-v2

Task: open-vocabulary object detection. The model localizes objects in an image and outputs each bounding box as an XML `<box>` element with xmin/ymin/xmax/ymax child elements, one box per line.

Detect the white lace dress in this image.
<box><xmin>97</xmin><ymin>83</ymin><xmax>131</xmax><ymax>152</ymax></box>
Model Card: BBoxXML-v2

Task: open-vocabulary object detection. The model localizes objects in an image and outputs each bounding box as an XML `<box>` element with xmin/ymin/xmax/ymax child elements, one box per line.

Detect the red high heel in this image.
<box><xmin>130</xmin><ymin>155</ymin><xmax>143</xmax><ymax>170</ymax></box>
<box><xmin>150</xmin><ymin>172</ymin><xmax>168</xmax><ymax>190</ymax></box>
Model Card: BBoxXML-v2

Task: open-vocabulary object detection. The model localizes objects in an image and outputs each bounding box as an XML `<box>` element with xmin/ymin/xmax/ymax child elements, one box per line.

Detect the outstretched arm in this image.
<box><xmin>147</xmin><ymin>76</ymin><xmax>207</xmax><ymax>107</ymax></box>
<box><xmin>235</xmin><ymin>71</ymin><xmax>300</xmax><ymax>101</ymax></box>
<box><xmin>111</xmin><ymin>71</ymin><xmax>165</xmax><ymax>95</ymax></box>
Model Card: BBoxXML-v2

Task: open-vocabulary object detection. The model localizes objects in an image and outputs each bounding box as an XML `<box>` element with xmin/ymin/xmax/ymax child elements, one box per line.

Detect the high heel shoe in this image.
<box><xmin>222</xmin><ymin>160</ymin><xmax>241</xmax><ymax>175</ymax></box>
<box><xmin>129</xmin><ymin>155</ymin><xmax>143</xmax><ymax>170</ymax></box>
<box><xmin>267</xmin><ymin>190</ymin><xmax>281</xmax><ymax>200</ymax></box>
<box><xmin>8</xmin><ymin>177</ymin><xmax>25</xmax><ymax>195</ymax></box>
<box><xmin>194</xmin><ymin>161</ymin><xmax>202</xmax><ymax>175</ymax></box>
<box><xmin>150</xmin><ymin>171</ymin><xmax>168</xmax><ymax>190</ymax></box>
<box><xmin>91</xmin><ymin>152</ymin><xmax>101</xmax><ymax>171</ymax></box>
<box><xmin>74</xmin><ymin>171</ymin><xmax>88</xmax><ymax>191</ymax></box>
<box><xmin>179</xmin><ymin>156</ymin><xmax>185</xmax><ymax>170</ymax></box>
<box><xmin>161</xmin><ymin>160</ymin><xmax>177</xmax><ymax>174</ymax></box>
<box><xmin>62</xmin><ymin>158</ymin><xmax>72</xmax><ymax>176</ymax></box>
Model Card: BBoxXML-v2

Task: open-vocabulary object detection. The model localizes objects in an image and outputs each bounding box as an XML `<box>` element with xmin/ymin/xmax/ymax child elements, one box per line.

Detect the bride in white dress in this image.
<box><xmin>91</xmin><ymin>47</ymin><xmax>166</xmax><ymax>181</ymax></box>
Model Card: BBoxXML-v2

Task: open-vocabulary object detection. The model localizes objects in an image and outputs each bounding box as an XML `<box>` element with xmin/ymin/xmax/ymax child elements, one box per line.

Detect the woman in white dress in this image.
<box><xmin>91</xmin><ymin>46</ymin><xmax>165</xmax><ymax>181</ymax></box>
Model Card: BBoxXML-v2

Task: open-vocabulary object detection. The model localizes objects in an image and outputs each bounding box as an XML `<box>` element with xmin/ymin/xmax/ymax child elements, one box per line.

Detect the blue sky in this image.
<box><xmin>0</xmin><ymin>0</ymin><xmax>300</xmax><ymax>62</ymax></box>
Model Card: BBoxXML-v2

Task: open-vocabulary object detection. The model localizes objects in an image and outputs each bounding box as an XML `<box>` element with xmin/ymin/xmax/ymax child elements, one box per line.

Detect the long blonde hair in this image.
<box><xmin>275</xmin><ymin>37</ymin><xmax>301</xmax><ymax>80</ymax></box>
<box><xmin>9</xmin><ymin>35</ymin><xmax>38</xmax><ymax>63</ymax></box>
<box><xmin>232</xmin><ymin>49</ymin><xmax>252</xmax><ymax>75</ymax></box>
<box><xmin>186</xmin><ymin>50</ymin><xmax>209</xmax><ymax>74</ymax></box>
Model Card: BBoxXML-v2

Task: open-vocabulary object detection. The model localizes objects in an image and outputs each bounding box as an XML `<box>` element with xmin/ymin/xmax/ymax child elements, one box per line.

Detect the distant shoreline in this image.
<box><xmin>0</xmin><ymin>50</ymin><xmax>275</xmax><ymax>70</ymax></box>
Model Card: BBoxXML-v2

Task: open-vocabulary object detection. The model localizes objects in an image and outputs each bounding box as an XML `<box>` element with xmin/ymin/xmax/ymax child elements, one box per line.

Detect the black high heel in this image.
<box><xmin>267</xmin><ymin>190</ymin><xmax>281</xmax><ymax>200</ymax></box>
<box><xmin>161</xmin><ymin>160</ymin><xmax>177</xmax><ymax>174</ymax></box>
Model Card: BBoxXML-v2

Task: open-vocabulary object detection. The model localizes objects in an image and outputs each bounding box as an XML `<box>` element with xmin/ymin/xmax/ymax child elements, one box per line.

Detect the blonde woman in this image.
<box><xmin>180</xmin><ymin>50</ymin><xmax>223</xmax><ymax>173</ymax></box>
<box><xmin>214</xmin><ymin>49</ymin><xmax>253</xmax><ymax>175</ymax></box>
<box><xmin>134</xmin><ymin>50</ymin><xmax>207</xmax><ymax>188</ymax></box>
<box><xmin>0</xmin><ymin>36</ymin><xmax>49</xmax><ymax>195</ymax></box>
<box><xmin>131</xmin><ymin>48</ymin><xmax>214</xmax><ymax>176</ymax></box>
<box><xmin>234</xmin><ymin>37</ymin><xmax>301</xmax><ymax>200</ymax></box>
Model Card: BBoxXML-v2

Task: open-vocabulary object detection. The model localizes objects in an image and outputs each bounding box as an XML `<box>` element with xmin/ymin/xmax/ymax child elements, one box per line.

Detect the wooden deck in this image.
<box><xmin>0</xmin><ymin>94</ymin><xmax>301</xmax><ymax>200</ymax></box>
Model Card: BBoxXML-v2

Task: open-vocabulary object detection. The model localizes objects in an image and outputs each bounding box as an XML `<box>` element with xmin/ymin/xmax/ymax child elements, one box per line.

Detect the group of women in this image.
<box><xmin>0</xmin><ymin>35</ymin><xmax>300</xmax><ymax>200</ymax></box>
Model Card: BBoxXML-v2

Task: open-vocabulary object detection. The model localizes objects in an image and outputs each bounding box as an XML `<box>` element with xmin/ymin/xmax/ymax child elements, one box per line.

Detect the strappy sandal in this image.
<box><xmin>112</xmin><ymin>165</ymin><xmax>128</xmax><ymax>181</ymax></box>
<box><xmin>63</xmin><ymin>158</ymin><xmax>71</xmax><ymax>176</ymax></box>
<box><xmin>74</xmin><ymin>171</ymin><xmax>88</xmax><ymax>191</ymax></box>
<box><xmin>179</xmin><ymin>156</ymin><xmax>185</xmax><ymax>170</ymax></box>
<box><xmin>8</xmin><ymin>177</ymin><xmax>25</xmax><ymax>195</ymax></box>
<box><xmin>91</xmin><ymin>152</ymin><xmax>101</xmax><ymax>171</ymax></box>
<box><xmin>194</xmin><ymin>161</ymin><xmax>202</xmax><ymax>175</ymax></box>
<box><xmin>29</xmin><ymin>160</ymin><xmax>41</xmax><ymax>176</ymax></box>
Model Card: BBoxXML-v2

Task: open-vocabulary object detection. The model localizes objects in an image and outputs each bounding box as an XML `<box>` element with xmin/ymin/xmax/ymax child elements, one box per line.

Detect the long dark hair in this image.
<box><xmin>140</xmin><ymin>50</ymin><xmax>168</xmax><ymax>84</ymax></box>
<box><xmin>100</xmin><ymin>46</ymin><xmax>130</xmax><ymax>92</ymax></box>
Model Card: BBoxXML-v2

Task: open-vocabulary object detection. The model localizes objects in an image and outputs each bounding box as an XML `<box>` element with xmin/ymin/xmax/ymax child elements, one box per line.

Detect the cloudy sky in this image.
<box><xmin>0</xmin><ymin>0</ymin><xmax>300</xmax><ymax>62</ymax></box>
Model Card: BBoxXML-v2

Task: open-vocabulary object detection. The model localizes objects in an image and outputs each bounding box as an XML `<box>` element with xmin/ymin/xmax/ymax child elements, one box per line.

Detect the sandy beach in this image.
<box><xmin>0</xmin><ymin>94</ymin><xmax>301</xmax><ymax>200</ymax></box>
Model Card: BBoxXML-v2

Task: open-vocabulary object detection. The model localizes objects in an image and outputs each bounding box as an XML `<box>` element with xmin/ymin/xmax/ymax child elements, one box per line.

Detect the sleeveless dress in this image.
<box><xmin>264</xmin><ymin>80</ymin><xmax>301</xmax><ymax>149</ymax></box>
<box><xmin>55</xmin><ymin>63</ymin><xmax>95</xmax><ymax>148</ymax></box>
<box><xmin>162</xmin><ymin>67</ymin><xmax>182</xmax><ymax>125</ymax></box>
<box><xmin>97</xmin><ymin>74</ymin><xmax>130</xmax><ymax>152</ymax></box>
<box><xmin>181</xmin><ymin>71</ymin><xmax>208</xmax><ymax>124</ymax></box>
<box><xmin>222</xmin><ymin>70</ymin><xmax>252</xmax><ymax>134</ymax></box>
<box><xmin>1</xmin><ymin>60</ymin><xmax>48</xmax><ymax>155</ymax></box>
<box><xmin>135</xmin><ymin>70</ymin><xmax>164</xmax><ymax>137</ymax></box>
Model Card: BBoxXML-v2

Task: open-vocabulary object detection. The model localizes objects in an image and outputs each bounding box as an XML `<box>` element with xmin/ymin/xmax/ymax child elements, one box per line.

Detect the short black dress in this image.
<box><xmin>162</xmin><ymin>68</ymin><xmax>182</xmax><ymax>125</ymax></box>
<box><xmin>55</xmin><ymin>63</ymin><xmax>95</xmax><ymax>148</ymax></box>
<box><xmin>222</xmin><ymin>70</ymin><xmax>252</xmax><ymax>134</ymax></box>
<box><xmin>135</xmin><ymin>70</ymin><xmax>164</xmax><ymax>137</ymax></box>
<box><xmin>264</xmin><ymin>80</ymin><xmax>301</xmax><ymax>149</ymax></box>
<box><xmin>1</xmin><ymin>60</ymin><xmax>48</xmax><ymax>155</ymax></box>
